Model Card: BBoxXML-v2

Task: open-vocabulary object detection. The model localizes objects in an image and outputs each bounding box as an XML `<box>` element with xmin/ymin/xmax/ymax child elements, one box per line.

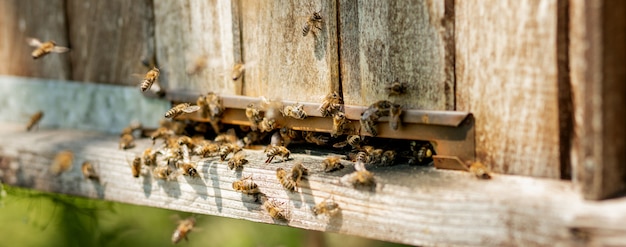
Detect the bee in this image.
<box><xmin>130</xmin><ymin>156</ymin><xmax>142</xmax><ymax>178</ymax></box>
<box><xmin>313</xmin><ymin>197</ymin><xmax>340</xmax><ymax>216</ymax></box>
<box><xmin>140</xmin><ymin>67</ymin><xmax>160</xmax><ymax>92</ymax></box>
<box><xmin>303</xmin><ymin>131</ymin><xmax>328</xmax><ymax>146</ymax></box>
<box><xmin>380</xmin><ymin>150</ymin><xmax>397</xmax><ymax>166</ymax></box>
<box><xmin>186</xmin><ymin>55</ymin><xmax>207</xmax><ymax>75</ymax></box>
<box><xmin>468</xmin><ymin>162</ymin><xmax>492</xmax><ymax>179</ymax></box>
<box><xmin>259</xmin><ymin>118</ymin><xmax>277</xmax><ymax>133</ymax></box>
<box><xmin>319</xmin><ymin>91</ymin><xmax>342</xmax><ymax>117</ymax></box>
<box><xmin>50</xmin><ymin>150</ymin><xmax>73</xmax><ymax>176</ymax></box>
<box><xmin>245</xmin><ymin>103</ymin><xmax>263</xmax><ymax>131</ymax></box>
<box><xmin>302</xmin><ymin>11</ymin><xmax>323</xmax><ymax>37</ymax></box>
<box><xmin>206</xmin><ymin>92</ymin><xmax>224</xmax><ymax>120</ymax></box>
<box><xmin>360</xmin><ymin>100</ymin><xmax>393</xmax><ymax>136</ymax></box>
<box><xmin>171</xmin><ymin>217</ymin><xmax>196</xmax><ymax>244</ymax></box>
<box><xmin>282</xmin><ymin>103</ymin><xmax>307</xmax><ymax>119</ymax></box>
<box><xmin>227</xmin><ymin>151</ymin><xmax>248</xmax><ymax>170</ymax></box>
<box><xmin>276</xmin><ymin>168</ymin><xmax>297</xmax><ymax>191</ymax></box>
<box><xmin>214</xmin><ymin>128</ymin><xmax>238</xmax><ymax>144</ymax></box>
<box><xmin>219</xmin><ymin>143</ymin><xmax>242</xmax><ymax>161</ymax></box>
<box><xmin>368</xmin><ymin>148</ymin><xmax>384</xmax><ymax>165</ymax></box>
<box><xmin>263</xmin><ymin>198</ymin><xmax>288</xmax><ymax>220</ymax></box>
<box><xmin>81</xmin><ymin>161</ymin><xmax>99</xmax><ymax>181</ymax></box>
<box><xmin>291</xmin><ymin>162</ymin><xmax>309</xmax><ymax>182</ymax></box>
<box><xmin>176</xmin><ymin>136</ymin><xmax>194</xmax><ymax>148</ymax></box>
<box><xmin>322</xmin><ymin>156</ymin><xmax>344</xmax><ymax>172</ymax></box>
<box><xmin>26</xmin><ymin>111</ymin><xmax>44</xmax><ymax>131</ymax></box>
<box><xmin>26</xmin><ymin>38</ymin><xmax>69</xmax><ymax>59</ymax></box>
<box><xmin>243</xmin><ymin>131</ymin><xmax>264</xmax><ymax>147</ymax></box>
<box><xmin>150</xmin><ymin>127</ymin><xmax>174</xmax><ymax>144</ymax></box>
<box><xmin>179</xmin><ymin>162</ymin><xmax>199</xmax><ymax>178</ymax></box>
<box><xmin>232</xmin><ymin>175</ymin><xmax>260</xmax><ymax>194</ymax></box>
<box><xmin>341</xmin><ymin>170</ymin><xmax>376</xmax><ymax>189</ymax></box>
<box><xmin>194</xmin><ymin>143</ymin><xmax>220</xmax><ymax>158</ymax></box>
<box><xmin>332</xmin><ymin>135</ymin><xmax>362</xmax><ymax>149</ymax></box>
<box><xmin>232</xmin><ymin>62</ymin><xmax>245</xmax><ymax>80</ymax></box>
<box><xmin>119</xmin><ymin>133</ymin><xmax>135</xmax><ymax>150</ymax></box>
<box><xmin>331</xmin><ymin>112</ymin><xmax>349</xmax><ymax>137</ymax></box>
<box><xmin>165</xmin><ymin>103</ymin><xmax>201</xmax><ymax>119</ymax></box>
<box><xmin>153</xmin><ymin>165</ymin><xmax>174</xmax><ymax>180</ymax></box>
<box><xmin>385</xmin><ymin>81</ymin><xmax>408</xmax><ymax>96</ymax></box>
<box><xmin>389</xmin><ymin>104</ymin><xmax>402</xmax><ymax>131</ymax></box>
<box><xmin>265</xmin><ymin>145</ymin><xmax>290</xmax><ymax>163</ymax></box>
<box><xmin>279</xmin><ymin>127</ymin><xmax>299</xmax><ymax>147</ymax></box>
<box><xmin>120</xmin><ymin>121</ymin><xmax>142</xmax><ymax>137</ymax></box>
<box><xmin>354</xmin><ymin>151</ymin><xmax>370</xmax><ymax>163</ymax></box>
<box><xmin>408</xmin><ymin>142</ymin><xmax>433</xmax><ymax>165</ymax></box>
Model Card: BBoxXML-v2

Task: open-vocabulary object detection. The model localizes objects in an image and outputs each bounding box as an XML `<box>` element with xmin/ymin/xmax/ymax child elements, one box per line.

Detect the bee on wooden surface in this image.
<box><xmin>232</xmin><ymin>175</ymin><xmax>260</xmax><ymax>194</ymax></box>
<box><xmin>331</xmin><ymin>112</ymin><xmax>349</xmax><ymax>137</ymax></box>
<box><xmin>380</xmin><ymin>150</ymin><xmax>397</xmax><ymax>166</ymax></box>
<box><xmin>369</xmin><ymin>148</ymin><xmax>384</xmax><ymax>165</ymax></box>
<box><xmin>291</xmin><ymin>162</ymin><xmax>308</xmax><ymax>183</ymax></box>
<box><xmin>360</xmin><ymin>100</ymin><xmax>392</xmax><ymax>136</ymax></box>
<box><xmin>319</xmin><ymin>91</ymin><xmax>342</xmax><ymax>117</ymax></box>
<box><xmin>26</xmin><ymin>38</ymin><xmax>69</xmax><ymax>59</ymax></box>
<box><xmin>214</xmin><ymin>128</ymin><xmax>238</xmax><ymax>144</ymax></box>
<box><xmin>333</xmin><ymin>135</ymin><xmax>362</xmax><ymax>149</ymax></box>
<box><xmin>302</xmin><ymin>11</ymin><xmax>323</xmax><ymax>37</ymax></box>
<box><xmin>26</xmin><ymin>111</ymin><xmax>44</xmax><ymax>131</ymax></box>
<box><xmin>119</xmin><ymin>133</ymin><xmax>135</xmax><ymax>150</ymax></box>
<box><xmin>303</xmin><ymin>131</ymin><xmax>329</xmax><ymax>146</ymax></box>
<box><xmin>313</xmin><ymin>197</ymin><xmax>340</xmax><ymax>217</ymax></box>
<box><xmin>276</xmin><ymin>168</ymin><xmax>297</xmax><ymax>191</ymax></box>
<box><xmin>389</xmin><ymin>103</ymin><xmax>402</xmax><ymax>131</ymax></box>
<box><xmin>259</xmin><ymin>117</ymin><xmax>277</xmax><ymax>133</ymax></box>
<box><xmin>341</xmin><ymin>169</ymin><xmax>376</xmax><ymax>189</ymax></box>
<box><xmin>171</xmin><ymin>216</ymin><xmax>196</xmax><ymax>244</ymax></box>
<box><xmin>130</xmin><ymin>156</ymin><xmax>142</xmax><ymax>178</ymax></box>
<box><xmin>353</xmin><ymin>151</ymin><xmax>370</xmax><ymax>164</ymax></box>
<box><xmin>194</xmin><ymin>143</ymin><xmax>220</xmax><ymax>158</ymax></box>
<box><xmin>265</xmin><ymin>145</ymin><xmax>290</xmax><ymax>163</ymax></box>
<box><xmin>219</xmin><ymin>143</ymin><xmax>242</xmax><ymax>161</ymax></box>
<box><xmin>263</xmin><ymin>198</ymin><xmax>288</xmax><ymax>220</ymax></box>
<box><xmin>245</xmin><ymin>103</ymin><xmax>263</xmax><ymax>131</ymax></box>
<box><xmin>468</xmin><ymin>162</ymin><xmax>492</xmax><ymax>179</ymax></box>
<box><xmin>385</xmin><ymin>81</ymin><xmax>408</xmax><ymax>96</ymax></box>
<box><xmin>179</xmin><ymin>162</ymin><xmax>199</xmax><ymax>178</ymax></box>
<box><xmin>232</xmin><ymin>62</ymin><xmax>245</xmax><ymax>80</ymax></box>
<box><xmin>205</xmin><ymin>92</ymin><xmax>224</xmax><ymax>120</ymax></box>
<box><xmin>227</xmin><ymin>151</ymin><xmax>248</xmax><ymax>170</ymax></box>
<box><xmin>165</xmin><ymin>103</ymin><xmax>201</xmax><ymax>119</ymax></box>
<box><xmin>81</xmin><ymin>161</ymin><xmax>99</xmax><ymax>181</ymax></box>
<box><xmin>50</xmin><ymin>150</ymin><xmax>73</xmax><ymax>176</ymax></box>
<box><xmin>139</xmin><ymin>67</ymin><xmax>160</xmax><ymax>92</ymax></box>
<box><xmin>279</xmin><ymin>127</ymin><xmax>299</xmax><ymax>147</ymax></box>
<box><xmin>282</xmin><ymin>103</ymin><xmax>307</xmax><ymax>120</ymax></box>
<box><xmin>322</xmin><ymin>156</ymin><xmax>344</xmax><ymax>172</ymax></box>
<box><xmin>153</xmin><ymin>165</ymin><xmax>174</xmax><ymax>180</ymax></box>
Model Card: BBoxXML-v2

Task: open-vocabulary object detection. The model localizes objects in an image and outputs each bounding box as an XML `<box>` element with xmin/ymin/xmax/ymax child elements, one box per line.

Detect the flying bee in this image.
<box><xmin>385</xmin><ymin>81</ymin><xmax>408</xmax><ymax>96</ymax></box>
<box><xmin>232</xmin><ymin>175</ymin><xmax>260</xmax><ymax>194</ymax></box>
<box><xmin>81</xmin><ymin>161</ymin><xmax>99</xmax><ymax>181</ymax></box>
<box><xmin>228</xmin><ymin>151</ymin><xmax>248</xmax><ymax>170</ymax></box>
<box><xmin>171</xmin><ymin>216</ymin><xmax>196</xmax><ymax>244</ymax></box>
<box><xmin>279</xmin><ymin>127</ymin><xmax>299</xmax><ymax>147</ymax></box>
<box><xmin>468</xmin><ymin>162</ymin><xmax>492</xmax><ymax>179</ymax></box>
<box><xmin>194</xmin><ymin>143</ymin><xmax>220</xmax><ymax>158</ymax></box>
<box><xmin>389</xmin><ymin>104</ymin><xmax>402</xmax><ymax>131</ymax></box>
<box><xmin>140</xmin><ymin>67</ymin><xmax>160</xmax><ymax>92</ymax></box>
<box><xmin>331</xmin><ymin>112</ymin><xmax>349</xmax><ymax>137</ymax></box>
<box><xmin>259</xmin><ymin>117</ymin><xmax>277</xmax><ymax>132</ymax></box>
<box><xmin>263</xmin><ymin>198</ymin><xmax>288</xmax><ymax>220</ymax></box>
<box><xmin>319</xmin><ymin>91</ymin><xmax>342</xmax><ymax>117</ymax></box>
<box><xmin>219</xmin><ymin>143</ymin><xmax>242</xmax><ymax>161</ymax></box>
<box><xmin>165</xmin><ymin>103</ymin><xmax>201</xmax><ymax>119</ymax></box>
<box><xmin>265</xmin><ymin>145</ymin><xmax>290</xmax><ymax>163</ymax></box>
<box><xmin>26</xmin><ymin>38</ymin><xmax>69</xmax><ymax>59</ymax></box>
<box><xmin>322</xmin><ymin>156</ymin><xmax>344</xmax><ymax>172</ymax></box>
<box><xmin>179</xmin><ymin>162</ymin><xmax>199</xmax><ymax>178</ymax></box>
<box><xmin>302</xmin><ymin>11</ymin><xmax>323</xmax><ymax>37</ymax></box>
<box><xmin>26</xmin><ymin>111</ymin><xmax>44</xmax><ymax>131</ymax></box>
<box><xmin>232</xmin><ymin>62</ymin><xmax>245</xmax><ymax>80</ymax></box>
<box><xmin>303</xmin><ymin>131</ymin><xmax>329</xmax><ymax>146</ymax></box>
<box><xmin>245</xmin><ymin>103</ymin><xmax>263</xmax><ymax>131</ymax></box>
<box><xmin>196</xmin><ymin>94</ymin><xmax>209</xmax><ymax>118</ymax></box>
<box><xmin>50</xmin><ymin>150</ymin><xmax>73</xmax><ymax>176</ymax></box>
<box><xmin>153</xmin><ymin>165</ymin><xmax>174</xmax><ymax>180</ymax></box>
<box><xmin>276</xmin><ymin>168</ymin><xmax>297</xmax><ymax>192</ymax></box>
<box><xmin>341</xmin><ymin>170</ymin><xmax>376</xmax><ymax>189</ymax></box>
<box><xmin>381</xmin><ymin>150</ymin><xmax>397</xmax><ymax>166</ymax></box>
<box><xmin>282</xmin><ymin>103</ymin><xmax>307</xmax><ymax>119</ymax></box>
<box><xmin>119</xmin><ymin>133</ymin><xmax>135</xmax><ymax>150</ymax></box>
<box><xmin>130</xmin><ymin>156</ymin><xmax>142</xmax><ymax>178</ymax></box>
<box><xmin>313</xmin><ymin>197</ymin><xmax>340</xmax><ymax>217</ymax></box>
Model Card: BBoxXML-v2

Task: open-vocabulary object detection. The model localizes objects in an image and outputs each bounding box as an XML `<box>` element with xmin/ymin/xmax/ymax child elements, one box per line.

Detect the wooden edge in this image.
<box><xmin>0</xmin><ymin>123</ymin><xmax>625</xmax><ymax>246</ymax></box>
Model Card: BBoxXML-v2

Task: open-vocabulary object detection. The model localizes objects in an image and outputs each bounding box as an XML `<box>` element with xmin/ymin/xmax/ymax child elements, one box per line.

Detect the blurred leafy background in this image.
<box><xmin>0</xmin><ymin>184</ymin><xmax>409</xmax><ymax>247</ymax></box>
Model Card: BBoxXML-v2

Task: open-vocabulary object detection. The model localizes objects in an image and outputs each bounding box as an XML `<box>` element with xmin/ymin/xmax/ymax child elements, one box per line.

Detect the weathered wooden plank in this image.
<box><xmin>569</xmin><ymin>0</ymin><xmax>626</xmax><ymax>199</ymax></box>
<box><xmin>153</xmin><ymin>0</ymin><xmax>240</xmax><ymax>95</ymax></box>
<box><xmin>0</xmin><ymin>75</ymin><xmax>170</xmax><ymax>134</ymax></box>
<box><xmin>239</xmin><ymin>0</ymin><xmax>339</xmax><ymax>102</ymax></box>
<box><xmin>0</xmin><ymin>0</ymin><xmax>71</xmax><ymax>79</ymax></box>
<box><xmin>1</xmin><ymin>124</ymin><xmax>626</xmax><ymax>246</ymax></box>
<box><xmin>339</xmin><ymin>0</ymin><xmax>454</xmax><ymax>110</ymax></box>
<box><xmin>455</xmin><ymin>0</ymin><xmax>561</xmax><ymax>178</ymax></box>
<box><xmin>65</xmin><ymin>0</ymin><xmax>155</xmax><ymax>86</ymax></box>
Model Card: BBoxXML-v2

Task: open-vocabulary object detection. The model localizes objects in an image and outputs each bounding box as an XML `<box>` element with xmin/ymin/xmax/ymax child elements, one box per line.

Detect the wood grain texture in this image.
<box><xmin>570</xmin><ymin>0</ymin><xmax>626</xmax><ymax>200</ymax></box>
<box><xmin>455</xmin><ymin>0</ymin><xmax>561</xmax><ymax>178</ymax></box>
<box><xmin>65</xmin><ymin>0</ymin><xmax>155</xmax><ymax>86</ymax></box>
<box><xmin>339</xmin><ymin>0</ymin><xmax>454</xmax><ymax>110</ymax></box>
<box><xmin>0</xmin><ymin>0</ymin><xmax>71</xmax><ymax>79</ymax></box>
<box><xmin>1</xmin><ymin>124</ymin><xmax>626</xmax><ymax>246</ymax></box>
<box><xmin>153</xmin><ymin>0</ymin><xmax>241</xmax><ymax>95</ymax></box>
<box><xmin>240</xmin><ymin>0</ymin><xmax>339</xmax><ymax>102</ymax></box>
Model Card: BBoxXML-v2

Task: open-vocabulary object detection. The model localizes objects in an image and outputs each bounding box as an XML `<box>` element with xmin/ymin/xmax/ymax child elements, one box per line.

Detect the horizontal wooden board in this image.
<box><xmin>1</xmin><ymin>124</ymin><xmax>626</xmax><ymax>246</ymax></box>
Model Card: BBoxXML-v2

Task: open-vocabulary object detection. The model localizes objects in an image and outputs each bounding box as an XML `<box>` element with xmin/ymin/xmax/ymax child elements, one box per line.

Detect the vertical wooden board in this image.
<box><xmin>154</xmin><ymin>0</ymin><xmax>240</xmax><ymax>95</ymax></box>
<box><xmin>339</xmin><ymin>0</ymin><xmax>454</xmax><ymax>110</ymax></box>
<box><xmin>65</xmin><ymin>0</ymin><xmax>155</xmax><ymax>86</ymax></box>
<box><xmin>455</xmin><ymin>0</ymin><xmax>561</xmax><ymax>178</ymax></box>
<box><xmin>570</xmin><ymin>0</ymin><xmax>626</xmax><ymax>199</ymax></box>
<box><xmin>240</xmin><ymin>0</ymin><xmax>339</xmax><ymax>102</ymax></box>
<box><xmin>0</xmin><ymin>0</ymin><xmax>71</xmax><ymax>79</ymax></box>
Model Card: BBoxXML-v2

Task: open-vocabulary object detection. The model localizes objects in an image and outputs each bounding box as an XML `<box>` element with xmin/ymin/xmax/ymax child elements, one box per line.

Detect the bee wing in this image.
<box><xmin>182</xmin><ymin>105</ymin><xmax>201</xmax><ymax>113</ymax></box>
<box><xmin>26</xmin><ymin>38</ymin><xmax>42</xmax><ymax>47</ymax></box>
<box><xmin>51</xmin><ymin>46</ymin><xmax>70</xmax><ymax>53</ymax></box>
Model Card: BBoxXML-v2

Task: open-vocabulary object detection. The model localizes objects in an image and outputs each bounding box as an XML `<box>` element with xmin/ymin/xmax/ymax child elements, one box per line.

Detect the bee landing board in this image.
<box><xmin>167</xmin><ymin>92</ymin><xmax>475</xmax><ymax>171</ymax></box>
